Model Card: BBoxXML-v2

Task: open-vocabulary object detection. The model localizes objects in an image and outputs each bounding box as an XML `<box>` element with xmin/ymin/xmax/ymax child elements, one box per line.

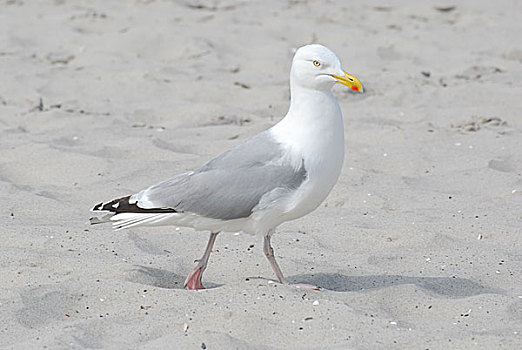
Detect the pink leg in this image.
<box><xmin>184</xmin><ymin>232</ymin><xmax>219</xmax><ymax>290</ymax></box>
<box><xmin>263</xmin><ymin>230</ymin><xmax>287</xmax><ymax>284</ymax></box>
<box><xmin>263</xmin><ymin>230</ymin><xmax>320</xmax><ymax>290</ymax></box>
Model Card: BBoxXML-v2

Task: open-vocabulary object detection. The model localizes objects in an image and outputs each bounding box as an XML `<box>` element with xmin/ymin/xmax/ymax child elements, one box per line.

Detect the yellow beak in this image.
<box><xmin>330</xmin><ymin>70</ymin><xmax>364</xmax><ymax>93</ymax></box>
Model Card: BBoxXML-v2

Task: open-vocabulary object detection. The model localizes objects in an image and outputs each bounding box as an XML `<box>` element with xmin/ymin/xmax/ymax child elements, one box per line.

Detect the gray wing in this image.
<box><xmin>134</xmin><ymin>131</ymin><xmax>307</xmax><ymax>220</ymax></box>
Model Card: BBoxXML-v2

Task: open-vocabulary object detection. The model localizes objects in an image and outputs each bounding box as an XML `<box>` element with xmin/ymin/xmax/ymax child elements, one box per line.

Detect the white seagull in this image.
<box><xmin>91</xmin><ymin>44</ymin><xmax>364</xmax><ymax>290</ymax></box>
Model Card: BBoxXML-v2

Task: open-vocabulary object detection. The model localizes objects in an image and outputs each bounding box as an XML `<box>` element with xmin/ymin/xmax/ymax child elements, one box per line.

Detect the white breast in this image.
<box><xmin>267</xmin><ymin>88</ymin><xmax>345</xmax><ymax>223</ymax></box>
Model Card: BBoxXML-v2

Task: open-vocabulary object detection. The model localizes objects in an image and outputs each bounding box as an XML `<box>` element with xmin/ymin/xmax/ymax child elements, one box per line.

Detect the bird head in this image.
<box><xmin>290</xmin><ymin>44</ymin><xmax>364</xmax><ymax>93</ymax></box>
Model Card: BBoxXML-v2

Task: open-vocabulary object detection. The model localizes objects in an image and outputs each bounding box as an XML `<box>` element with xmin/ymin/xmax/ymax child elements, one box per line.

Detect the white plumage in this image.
<box><xmin>91</xmin><ymin>44</ymin><xmax>363</xmax><ymax>290</ymax></box>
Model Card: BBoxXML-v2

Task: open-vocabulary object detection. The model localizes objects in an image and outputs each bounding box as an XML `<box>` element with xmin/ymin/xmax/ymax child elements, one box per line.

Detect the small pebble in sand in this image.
<box><xmin>461</xmin><ymin>309</ymin><xmax>471</xmax><ymax>317</ymax></box>
<box><xmin>312</xmin><ymin>300</ymin><xmax>319</xmax><ymax>306</ymax></box>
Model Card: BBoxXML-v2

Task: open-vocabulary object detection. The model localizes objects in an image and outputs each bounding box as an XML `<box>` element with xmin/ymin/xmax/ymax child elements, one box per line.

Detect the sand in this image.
<box><xmin>1</xmin><ymin>0</ymin><xmax>521</xmax><ymax>349</ymax></box>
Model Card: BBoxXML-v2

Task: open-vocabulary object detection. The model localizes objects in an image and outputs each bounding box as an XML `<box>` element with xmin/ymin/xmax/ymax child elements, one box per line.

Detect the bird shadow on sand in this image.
<box><xmin>127</xmin><ymin>265</ymin><xmax>223</xmax><ymax>290</ymax></box>
<box><xmin>129</xmin><ymin>266</ymin><xmax>499</xmax><ymax>297</ymax></box>
<box><xmin>287</xmin><ymin>273</ymin><xmax>502</xmax><ymax>298</ymax></box>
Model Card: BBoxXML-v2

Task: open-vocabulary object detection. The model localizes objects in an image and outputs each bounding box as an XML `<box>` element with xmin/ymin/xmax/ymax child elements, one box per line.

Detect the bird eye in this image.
<box><xmin>312</xmin><ymin>60</ymin><xmax>321</xmax><ymax>67</ymax></box>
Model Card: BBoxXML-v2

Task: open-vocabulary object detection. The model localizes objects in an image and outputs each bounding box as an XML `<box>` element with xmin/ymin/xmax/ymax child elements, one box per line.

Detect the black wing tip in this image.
<box><xmin>92</xmin><ymin>202</ymin><xmax>104</xmax><ymax>211</ymax></box>
<box><xmin>91</xmin><ymin>195</ymin><xmax>177</xmax><ymax>214</ymax></box>
<box><xmin>91</xmin><ymin>195</ymin><xmax>131</xmax><ymax>213</ymax></box>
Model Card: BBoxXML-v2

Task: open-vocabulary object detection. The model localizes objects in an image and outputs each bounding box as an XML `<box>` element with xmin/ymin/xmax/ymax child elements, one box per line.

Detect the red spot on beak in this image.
<box><xmin>351</xmin><ymin>86</ymin><xmax>359</xmax><ymax>92</ymax></box>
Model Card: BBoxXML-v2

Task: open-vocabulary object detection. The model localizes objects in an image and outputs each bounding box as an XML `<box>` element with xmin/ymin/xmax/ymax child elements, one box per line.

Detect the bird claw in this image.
<box><xmin>184</xmin><ymin>267</ymin><xmax>205</xmax><ymax>290</ymax></box>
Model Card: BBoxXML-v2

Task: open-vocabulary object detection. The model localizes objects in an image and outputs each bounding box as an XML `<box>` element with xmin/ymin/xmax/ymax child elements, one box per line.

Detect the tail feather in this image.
<box><xmin>89</xmin><ymin>213</ymin><xmax>115</xmax><ymax>225</ymax></box>
<box><xmin>112</xmin><ymin>212</ymin><xmax>175</xmax><ymax>230</ymax></box>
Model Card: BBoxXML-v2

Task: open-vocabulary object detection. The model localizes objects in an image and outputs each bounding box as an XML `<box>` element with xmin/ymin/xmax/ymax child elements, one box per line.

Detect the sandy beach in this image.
<box><xmin>1</xmin><ymin>0</ymin><xmax>521</xmax><ymax>348</ymax></box>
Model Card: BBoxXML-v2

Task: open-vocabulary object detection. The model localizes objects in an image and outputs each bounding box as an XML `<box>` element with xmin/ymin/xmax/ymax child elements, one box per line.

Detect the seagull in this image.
<box><xmin>90</xmin><ymin>44</ymin><xmax>364</xmax><ymax>290</ymax></box>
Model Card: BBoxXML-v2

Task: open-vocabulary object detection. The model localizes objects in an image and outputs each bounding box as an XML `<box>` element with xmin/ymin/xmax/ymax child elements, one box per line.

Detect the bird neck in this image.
<box><xmin>270</xmin><ymin>85</ymin><xmax>344</xmax><ymax>157</ymax></box>
<box><xmin>284</xmin><ymin>85</ymin><xmax>342</xmax><ymax>126</ymax></box>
